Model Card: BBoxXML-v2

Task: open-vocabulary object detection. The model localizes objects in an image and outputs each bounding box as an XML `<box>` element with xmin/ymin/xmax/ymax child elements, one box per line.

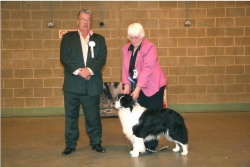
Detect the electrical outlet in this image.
<box><xmin>184</xmin><ymin>20</ymin><xmax>191</xmax><ymax>27</ymax></box>
<box><xmin>48</xmin><ymin>22</ymin><xmax>54</xmax><ymax>27</ymax></box>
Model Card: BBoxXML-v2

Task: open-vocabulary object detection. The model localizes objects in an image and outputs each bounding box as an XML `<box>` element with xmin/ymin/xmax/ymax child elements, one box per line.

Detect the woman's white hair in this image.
<box><xmin>127</xmin><ymin>23</ymin><xmax>145</xmax><ymax>39</ymax></box>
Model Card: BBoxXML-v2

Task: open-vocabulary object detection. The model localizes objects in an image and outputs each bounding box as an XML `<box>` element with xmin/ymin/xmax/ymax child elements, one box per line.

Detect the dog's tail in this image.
<box><xmin>170</xmin><ymin>112</ymin><xmax>188</xmax><ymax>144</ymax></box>
<box><xmin>173</xmin><ymin>124</ymin><xmax>188</xmax><ymax>144</ymax></box>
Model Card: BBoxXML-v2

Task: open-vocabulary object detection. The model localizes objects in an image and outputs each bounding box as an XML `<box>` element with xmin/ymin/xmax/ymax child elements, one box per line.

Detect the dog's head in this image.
<box><xmin>114</xmin><ymin>94</ymin><xmax>136</xmax><ymax>112</ymax></box>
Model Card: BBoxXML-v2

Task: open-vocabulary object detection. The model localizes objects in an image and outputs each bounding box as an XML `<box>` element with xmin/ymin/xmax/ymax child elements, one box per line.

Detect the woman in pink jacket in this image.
<box><xmin>121</xmin><ymin>23</ymin><xmax>167</xmax><ymax>152</ymax></box>
<box><xmin>122</xmin><ymin>23</ymin><xmax>167</xmax><ymax>109</ymax></box>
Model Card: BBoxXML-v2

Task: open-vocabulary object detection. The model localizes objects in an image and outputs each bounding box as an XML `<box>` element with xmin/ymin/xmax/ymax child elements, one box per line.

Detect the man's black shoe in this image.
<box><xmin>92</xmin><ymin>144</ymin><xmax>106</xmax><ymax>153</ymax></box>
<box><xmin>62</xmin><ymin>147</ymin><xmax>75</xmax><ymax>156</ymax></box>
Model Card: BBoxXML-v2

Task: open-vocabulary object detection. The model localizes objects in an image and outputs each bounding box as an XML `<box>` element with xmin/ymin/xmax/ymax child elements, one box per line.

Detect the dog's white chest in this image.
<box><xmin>118</xmin><ymin>106</ymin><xmax>145</xmax><ymax>126</ymax></box>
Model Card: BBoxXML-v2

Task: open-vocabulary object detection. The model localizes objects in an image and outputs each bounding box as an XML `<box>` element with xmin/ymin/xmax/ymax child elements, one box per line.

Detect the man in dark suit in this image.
<box><xmin>60</xmin><ymin>9</ymin><xmax>107</xmax><ymax>155</ymax></box>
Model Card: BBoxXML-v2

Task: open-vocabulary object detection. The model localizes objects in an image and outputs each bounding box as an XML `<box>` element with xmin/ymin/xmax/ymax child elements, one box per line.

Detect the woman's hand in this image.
<box><xmin>123</xmin><ymin>84</ymin><xmax>130</xmax><ymax>94</ymax></box>
<box><xmin>131</xmin><ymin>87</ymin><xmax>141</xmax><ymax>100</ymax></box>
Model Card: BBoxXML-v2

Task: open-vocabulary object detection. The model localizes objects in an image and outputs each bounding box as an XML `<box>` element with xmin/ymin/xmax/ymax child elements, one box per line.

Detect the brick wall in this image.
<box><xmin>1</xmin><ymin>1</ymin><xmax>250</xmax><ymax>116</ymax></box>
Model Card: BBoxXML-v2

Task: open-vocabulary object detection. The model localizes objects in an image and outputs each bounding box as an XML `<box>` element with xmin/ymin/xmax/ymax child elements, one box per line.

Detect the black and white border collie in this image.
<box><xmin>114</xmin><ymin>94</ymin><xmax>188</xmax><ymax>157</ymax></box>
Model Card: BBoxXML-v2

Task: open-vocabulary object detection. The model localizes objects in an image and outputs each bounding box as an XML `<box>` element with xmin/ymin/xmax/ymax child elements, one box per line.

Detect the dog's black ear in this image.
<box><xmin>124</xmin><ymin>94</ymin><xmax>132</xmax><ymax>100</ymax></box>
<box><xmin>117</xmin><ymin>94</ymin><xmax>124</xmax><ymax>99</ymax></box>
<box><xmin>123</xmin><ymin>95</ymin><xmax>135</xmax><ymax>112</ymax></box>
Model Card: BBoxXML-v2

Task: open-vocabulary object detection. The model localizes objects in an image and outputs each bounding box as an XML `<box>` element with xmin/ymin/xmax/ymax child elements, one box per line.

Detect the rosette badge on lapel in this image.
<box><xmin>89</xmin><ymin>41</ymin><xmax>96</xmax><ymax>58</ymax></box>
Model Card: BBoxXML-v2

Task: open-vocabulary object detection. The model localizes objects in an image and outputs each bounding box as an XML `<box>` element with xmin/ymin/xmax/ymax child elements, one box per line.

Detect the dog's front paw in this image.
<box><xmin>131</xmin><ymin>151</ymin><xmax>139</xmax><ymax>157</ymax></box>
<box><xmin>181</xmin><ymin>151</ymin><xmax>188</xmax><ymax>156</ymax></box>
<box><xmin>130</xmin><ymin>150</ymin><xmax>134</xmax><ymax>155</ymax></box>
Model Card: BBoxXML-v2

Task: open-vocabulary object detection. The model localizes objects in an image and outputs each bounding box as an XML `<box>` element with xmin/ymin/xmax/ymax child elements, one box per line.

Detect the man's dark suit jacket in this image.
<box><xmin>60</xmin><ymin>31</ymin><xmax>107</xmax><ymax>96</ymax></box>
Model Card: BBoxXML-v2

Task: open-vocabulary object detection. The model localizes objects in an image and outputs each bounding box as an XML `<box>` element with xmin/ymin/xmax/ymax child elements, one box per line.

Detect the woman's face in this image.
<box><xmin>129</xmin><ymin>35</ymin><xmax>143</xmax><ymax>47</ymax></box>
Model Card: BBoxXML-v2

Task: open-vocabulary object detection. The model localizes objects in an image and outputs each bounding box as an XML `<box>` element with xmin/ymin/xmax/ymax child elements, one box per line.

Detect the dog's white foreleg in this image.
<box><xmin>130</xmin><ymin>137</ymin><xmax>145</xmax><ymax>157</ymax></box>
<box><xmin>138</xmin><ymin>138</ymin><xmax>145</xmax><ymax>153</ymax></box>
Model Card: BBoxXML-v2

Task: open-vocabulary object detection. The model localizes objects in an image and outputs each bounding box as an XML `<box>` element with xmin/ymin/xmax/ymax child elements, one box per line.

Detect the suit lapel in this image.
<box><xmin>86</xmin><ymin>47</ymin><xmax>91</xmax><ymax>67</ymax></box>
<box><xmin>72</xmin><ymin>32</ymin><xmax>86</xmax><ymax>66</ymax></box>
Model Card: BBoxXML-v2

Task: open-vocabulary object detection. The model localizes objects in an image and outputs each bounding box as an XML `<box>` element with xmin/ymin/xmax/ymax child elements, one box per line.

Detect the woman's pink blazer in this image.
<box><xmin>122</xmin><ymin>39</ymin><xmax>167</xmax><ymax>97</ymax></box>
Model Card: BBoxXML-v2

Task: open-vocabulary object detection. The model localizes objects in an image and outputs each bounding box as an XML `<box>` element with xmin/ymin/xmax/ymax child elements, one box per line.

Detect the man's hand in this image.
<box><xmin>78</xmin><ymin>68</ymin><xmax>91</xmax><ymax>80</ymax></box>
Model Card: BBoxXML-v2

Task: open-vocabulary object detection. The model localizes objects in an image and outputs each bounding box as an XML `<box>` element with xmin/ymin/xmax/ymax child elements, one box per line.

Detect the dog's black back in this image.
<box><xmin>133</xmin><ymin>108</ymin><xmax>188</xmax><ymax>144</ymax></box>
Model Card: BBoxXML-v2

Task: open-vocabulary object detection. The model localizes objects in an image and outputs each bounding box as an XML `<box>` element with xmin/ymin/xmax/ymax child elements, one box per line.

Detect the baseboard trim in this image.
<box><xmin>1</xmin><ymin>103</ymin><xmax>250</xmax><ymax>117</ymax></box>
<box><xmin>168</xmin><ymin>103</ymin><xmax>250</xmax><ymax>112</ymax></box>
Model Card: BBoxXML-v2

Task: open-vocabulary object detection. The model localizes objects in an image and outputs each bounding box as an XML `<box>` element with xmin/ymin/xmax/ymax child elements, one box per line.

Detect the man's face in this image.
<box><xmin>78</xmin><ymin>13</ymin><xmax>91</xmax><ymax>33</ymax></box>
